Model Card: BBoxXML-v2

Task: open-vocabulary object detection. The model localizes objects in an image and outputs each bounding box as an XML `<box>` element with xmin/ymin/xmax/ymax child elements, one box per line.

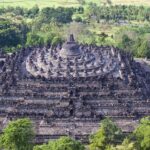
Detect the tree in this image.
<box><xmin>89</xmin><ymin>118</ymin><xmax>123</xmax><ymax>150</ymax></box>
<box><xmin>84</xmin><ymin>3</ymin><xmax>99</xmax><ymax>22</ymax></box>
<box><xmin>77</xmin><ymin>0</ymin><xmax>85</xmax><ymax>5</ymax></box>
<box><xmin>121</xmin><ymin>34</ymin><xmax>133</xmax><ymax>49</ymax></box>
<box><xmin>107</xmin><ymin>0</ymin><xmax>112</xmax><ymax>5</ymax></box>
<box><xmin>115</xmin><ymin>28</ymin><xmax>135</xmax><ymax>52</ymax></box>
<box><xmin>40</xmin><ymin>7</ymin><xmax>74</xmax><ymax>24</ymax></box>
<box><xmin>27</xmin><ymin>5</ymin><xmax>39</xmax><ymax>18</ymax></box>
<box><xmin>133</xmin><ymin>116</ymin><xmax>150</xmax><ymax>150</ymax></box>
<box><xmin>0</xmin><ymin>19</ymin><xmax>22</xmax><ymax>48</ymax></box>
<box><xmin>73</xmin><ymin>16</ymin><xmax>82</xmax><ymax>22</ymax></box>
<box><xmin>105</xmin><ymin>139</ymin><xmax>135</xmax><ymax>150</ymax></box>
<box><xmin>0</xmin><ymin>18</ymin><xmax>28</xmax><ymax>52</ymax></box>
<box><xmin>136</xmin><ymin>36</ymin><xmax>150</xmax><ymax>58</ymax></box>
<box><xmin>115</xmin><ymin>25</ymin><xmax>150</xmax><ymax>58</ymax></box>
<box><xmin>0</xmin><ymin>27</ymin><xmax>21</xmax><ymax>48</ymax></box>
<box><xmin>0</xmin><ymin>118</ymin><xmax>34</xmax><ymax>150</ymax></box>
<box><xmin>33</xmin><ymin>136</ymin><xmax>85</xmax><ymax>150</ymax></box>
<box><xmin>51</xmin><ymin>36</ymin><xmax>63</xmax><ymax>46</ymax></box>
<box><xmin>115</xmin><ymin>138</ymin><xmax>135</xmax><ymax>150</ymax></box>
<box><xmin>44</xmin><ymin>33</ymin><xmax>54</xmax><ymax>46</ymax></box>
<box><xmin>26</xmin><ymin>32</ymin><xmax>44</xmax><ymax>46</ymax></box>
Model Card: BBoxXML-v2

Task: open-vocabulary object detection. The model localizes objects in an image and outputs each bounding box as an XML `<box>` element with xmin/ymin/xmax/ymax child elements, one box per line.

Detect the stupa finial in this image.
<box><xmin>60</xmin><ymin>34</ymin><xmax>80</xmax><ymax>58</ymax></box>
<box><xmin>69</xmin><ymin>34</ymin><xmax>75</xmax><ymax>42</ymax></box>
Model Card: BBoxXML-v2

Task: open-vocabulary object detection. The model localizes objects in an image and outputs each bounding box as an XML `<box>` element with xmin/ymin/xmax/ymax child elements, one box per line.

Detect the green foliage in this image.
<box><xmin>0</xmin><ymin>0</ymin><xmax>80</xmax><ymax>8</ymax></box>
<box><xmin>0</xmin><ymin>18</ymin><xmax>28</xmax><ymax>52</ymax></box>
<box><xmin>0</xmin><ymin>27</ymin><xmax>21</xmax><ymax>47</ymax></box>
<box><xmin>84</xmin><ymin>3</ymin><xmax>99</xmax><ymax>22</ymax></box>
<box><xmin>105</xmin><ymin>145</ymin><xmax>117</xmax><ymax>150</ymax></box>
<box><xmin>27</xmin><ymin>5</ymin><xmax>39</xmax><ymax>18</ymax></box>
<box><xmin>33</xmin><ymin>136</ymin><xmax>85</xmax><ymax>150</ymax></box>
<box><xmin>1</xmin><ymin>4</ymin><xmax>150</xmax><ymax>58</ymax></box>
<box><xmin>105</xmin><ymin>139</ymin><xmax>136</xmax><ymax>150</ymax></box>
<box><xmin>2</xmin><ymin>2</ymin><xmax>150</xmax><ymax>23</ymax></box>
<box><xmin>83</xmin><ymin>4</ymin><xmax>150</xmax><ymax>23</ymax></box>
<box><xmin>77</xmin><ymin>0</ymin><xmax>86</xmax><ymax>5</ymax></box>
<box><xmin>0</xmin><ymin>19</ymin><xmax>20</xmax><ymax>48</ymax></box>
<box><xmin>0</xmin><ymin>5</ymin><xmax>39</xmax><ymax>18</ymax></box>
<box><xmin>78</xmin><ymin>30</ymin><xmax>115</xmax><ymax>46</ymax></box>
<box><xmin>40</xmin><ymin>7</ymin><xmax>75</xmax><ymax>24</ymax></box>
<box><xmin>51</xmin><ymin>36</ymin><xmax>63</xmax><ymax>46</ymax></box>
<box><xmin>44</xmin><ymin>33</ymin><xmax>54</xmax><ymax>46</ymax></box>
<box><xmin>31</xmin><ymin>18</ymin><xmax>64</xmax><ymax>47</ymax></box>
<box><xmin>121</xmin><ymin>34</ymin><xmax>133</xmax><ymax>49</ymax></box>
<box><xmin>115</xmin><ymin>26</ymin><xmax>137</xmax><ymax>50</ymax></box>
<box><xmin>115</xmin><ymin>138</ymin><xmax>136</xmax><ymax>150</ymax></box>
<box><xmin>89</xmin><ymin>118</ymin><xmax>123</xmax><ymax>150</ymax></box>
<box><xmin>115</xmin><ymin>26</ymin><xmax>150</xmax><ymax>58</ymax></box>
<box><xmin>0</xmin><ymin>118</ymin><xmax>34</xmax><ymax>150</ymax></box>
<box><xmin>78</xmin><ymin>32</ymin><xmax>96</xmax><ymax>45</ymax></box>
<box><xmin>133</xmin><ymin>116</ymin><xmax>150</xmax><ymax>150</ymax></box>
<box><xmin>0</xmin><ymin>116</ymin><xmax>149</xmax><ymax>150</ymax></box>
<box><xmin>73</xmin><ymin>16</ymin><xmax>82</xmax><ymax>22</ymax></box>
<box><xmin>26</xmin><ymin>32</ymin><xmax>44</xmax><ymax>46</ymax></box>
<box><xmin>133</xmin><ymin>36</ymin><xmax>150</xmax><ymax>58</ymax></box>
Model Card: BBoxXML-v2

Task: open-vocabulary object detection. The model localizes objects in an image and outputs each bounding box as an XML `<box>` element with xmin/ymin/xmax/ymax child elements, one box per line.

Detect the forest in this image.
<box><xmin>0</xmin><ymin>2</ymin><xmax>150</xmax><ymax>58</ymax></box>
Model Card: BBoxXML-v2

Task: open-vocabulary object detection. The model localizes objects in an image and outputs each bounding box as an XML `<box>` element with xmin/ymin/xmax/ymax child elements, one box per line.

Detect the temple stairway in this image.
<box><xmin>0</xmin><ymin>77</ymin><xmax>149</xmax><ymax>143</ymax></box>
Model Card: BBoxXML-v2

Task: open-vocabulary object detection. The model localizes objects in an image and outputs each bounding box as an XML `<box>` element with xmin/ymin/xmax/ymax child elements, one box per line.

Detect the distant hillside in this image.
<box><xmin>111</xmin><ymin>0</ymin><xmax>150</xmax><ymax>6</ymax></box>
<box><xmin>0</xmin><ymin>0</ymin><xmax>150</xmax><ymax>8</ymax></box>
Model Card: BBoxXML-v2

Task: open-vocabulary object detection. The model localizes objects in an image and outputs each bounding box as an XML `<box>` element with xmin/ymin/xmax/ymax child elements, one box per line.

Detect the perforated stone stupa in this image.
<box><xmin>0</xmin><ymin>34</ymin><xmax>150</xmax><ymax>143</ymax></box>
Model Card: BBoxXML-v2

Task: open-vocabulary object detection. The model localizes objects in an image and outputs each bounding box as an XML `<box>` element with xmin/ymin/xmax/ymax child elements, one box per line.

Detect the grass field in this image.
<box><xmin>112</xmin><ymin>0</ymin><xmax>150</xmax><ymax>6</ymax></box>
<box><xmin>0</xmin><ymin>0</ymin><xmax>150</xmax><ymax>8</ymax></box>
<box><xmin>0</xmin><ymin>0</ymin><xmax>80</xmax><ymax>8</ymax></box>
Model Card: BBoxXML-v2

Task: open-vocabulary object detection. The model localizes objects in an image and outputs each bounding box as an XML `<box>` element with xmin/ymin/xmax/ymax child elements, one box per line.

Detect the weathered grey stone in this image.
<box><xmin>0</xmin><ymin>35</ymin><xmax>149</xmax><ymax>143</ymax></box>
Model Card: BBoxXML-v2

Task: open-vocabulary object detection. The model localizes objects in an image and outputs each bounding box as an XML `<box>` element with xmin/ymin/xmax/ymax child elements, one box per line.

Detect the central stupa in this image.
<box><xmin>60</xmin><ymin>34</ymin><xmax>81</xmax><ymax>57</ymax></box>
<box><xmin>25</xmin><ymin>34</ymin><xmax>125</xmax><ymax>79</ymax></box>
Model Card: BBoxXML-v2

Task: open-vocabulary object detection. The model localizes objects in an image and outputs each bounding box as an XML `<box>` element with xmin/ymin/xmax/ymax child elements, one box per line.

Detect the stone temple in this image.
<box><xmin>0</xmin><ymin>34</ymin><xmax>150</xmax><ymax>143</ymax></box>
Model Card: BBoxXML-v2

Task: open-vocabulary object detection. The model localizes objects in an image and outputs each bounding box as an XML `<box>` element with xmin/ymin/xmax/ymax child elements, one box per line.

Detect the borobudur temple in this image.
<box><xmin>0</xmin><ymin>34</ymin><xmax>150</xmax><ymax>143</ymax></box>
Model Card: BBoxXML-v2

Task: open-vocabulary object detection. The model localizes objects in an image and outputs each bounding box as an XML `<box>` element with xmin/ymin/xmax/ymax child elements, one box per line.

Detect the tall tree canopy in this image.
<box><xmin>89</xmin><ymin>118</ymin><xmax>123</xmax><ymax>150</ymax></box>
<box><xmin>33</xmin><ymin>136</ymin><xmax>85</xmax><ymax>150</ymax></box>
<box><xmin>133</xmin><ymin>116</ymin><xmax>150</xmax><ymax>150</ymax></box>
<box><xmin>0</xmin><ymin>118</ymin><xmax>34</xmax><ymax>150</ymax></box>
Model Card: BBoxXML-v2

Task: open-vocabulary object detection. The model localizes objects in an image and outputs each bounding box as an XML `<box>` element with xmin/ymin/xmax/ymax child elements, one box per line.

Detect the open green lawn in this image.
<box><xmin>112</xmin><ymin>0</ymin><xmax>150</xmax><ymax>6</ymax></box>
<box><xmin>0</xmin><ymin>0</ymin><xmax>150</xmax><ymax>8</ymax></box>
<box><xmin>0</xmin><ymin>0</ymin><xmax>80</xmax><ymax>8</ymax></box>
